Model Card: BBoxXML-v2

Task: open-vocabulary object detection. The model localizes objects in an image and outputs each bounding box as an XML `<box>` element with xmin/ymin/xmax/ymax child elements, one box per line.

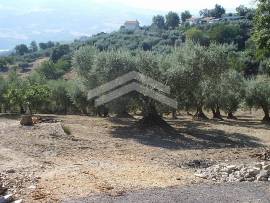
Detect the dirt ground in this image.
<box><xmin>0</xmin><ymin>110</ymin><xmax>270</xmax><ymax>202</ymax></box>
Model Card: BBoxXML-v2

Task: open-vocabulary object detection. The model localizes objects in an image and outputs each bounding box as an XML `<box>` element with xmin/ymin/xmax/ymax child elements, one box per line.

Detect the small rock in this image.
<box><xmin>253</xmin><ymin>167</ymin><xmax>261</xmax><ymax>171</ymax></box>
<box><xmin>194</xmin><ymin>173</ymin><xmax>208</xmax><ymax>179</ymax></box>
<box><xmin>256</xmin><ymin>170</ymin><xmax>269</xmax><ymax>181</ymax></box>
<box><xmin>28</xmin><ymin>185</ymin><xmax>36</xmax><ymax>190</ymax></box>
<box><xmin>12</xmin><ymin>200</ymin><xmax>23</xmax><ymax>203</ymax></box>
<box><xmin>6</xmin><ymin>169</ymin><xmax>16</xmax><ymax>174</ymax></box>
<box><xmin>227</xmin><ymin>165</ymin><xmax>237</xmax><ymax>171</ymax></box>
<box><xmin>254</xmin><ymin>163</ymin><xmax>263</xmax><ymax>170</ymax></box>
<box><xmin>246</xmin><ymin>177</ymin><xmax>255</xmax><ymax>182</ymax></box>
<box><xmin>262</xmin><ymin>165</ymin><xmax>270</xmax><ymax>170</ymax></box>
<box><xmin>249</xmin><ymin>168</ymin><xmax>260</xmax><ymax>176</ymax></box>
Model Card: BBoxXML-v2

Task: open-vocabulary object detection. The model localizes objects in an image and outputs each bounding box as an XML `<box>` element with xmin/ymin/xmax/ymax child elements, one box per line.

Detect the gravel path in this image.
<box><xmin>65</xmin><ymin>182</ymin><xmax>270</xmax><ymax>203</ymax></box>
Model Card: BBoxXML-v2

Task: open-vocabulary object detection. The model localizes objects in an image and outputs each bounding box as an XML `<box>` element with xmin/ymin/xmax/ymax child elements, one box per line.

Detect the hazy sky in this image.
<box><xmin>0</xmin><ymin>0</ymin><xmax>255</xmax><ymax>50</ymax></box>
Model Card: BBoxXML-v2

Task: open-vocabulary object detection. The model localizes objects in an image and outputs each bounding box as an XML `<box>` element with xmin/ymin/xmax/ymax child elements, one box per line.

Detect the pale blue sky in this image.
<box><xmin>0</xmin><ymin>0</ymin><xmax>255</xmax><ymax>50</ymax></box>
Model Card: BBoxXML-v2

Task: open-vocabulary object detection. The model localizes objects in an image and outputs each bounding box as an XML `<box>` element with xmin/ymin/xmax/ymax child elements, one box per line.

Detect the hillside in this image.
<box><xmin>0</xmin><ymin>16</ymin><xmax>255</xmax><ymax>79</ymax></box>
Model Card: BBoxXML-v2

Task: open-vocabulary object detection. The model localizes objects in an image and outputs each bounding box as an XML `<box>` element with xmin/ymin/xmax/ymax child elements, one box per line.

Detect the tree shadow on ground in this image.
<box><xmin>217</xmin><ymin>117</ymin><xmax>270</xmax><ymax>131</ymax></box>
<box><xmin>0</xmin><ymin>113</ymin><xmax>21</xmax><ymax>120</ymax></box>
<box><xmin>0</xmin><ymin>114</ymin><xmax>60</xmax><ymax>121</ymax></box>
<box><xmin>109</xmin><ymin>117</ymin><xmax>263</xmax><ymax>150</ymax></box>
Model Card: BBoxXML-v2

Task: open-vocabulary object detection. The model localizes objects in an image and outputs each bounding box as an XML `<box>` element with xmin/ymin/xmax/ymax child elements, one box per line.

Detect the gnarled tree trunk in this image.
<box><xmin>227</xmin><ymin>112</ymin><xmax>237</xmax><ymax>120</ymax></box>
<box><xmin>194</xmin><ymin>105</ymin><xmax>208</xmax><ymax>120</ymax></box>
<box><xmin>212</xmin><ymin>105</ymin><xmax>223</xmax><ymax>120</ymax></box>
<box><xmin>138</xmin><ymin>98</ymin><xmax>173</xmax><ymax>131</ymax></box>
<box><xmin>172</xmin><ymin>109</ymin><xmax>177</xmax><ymax>119</ymax></box>
<box><xmin>262</xmin><ymin>106</ymin><xmax>270</xmax><ymax>121</ymax></box>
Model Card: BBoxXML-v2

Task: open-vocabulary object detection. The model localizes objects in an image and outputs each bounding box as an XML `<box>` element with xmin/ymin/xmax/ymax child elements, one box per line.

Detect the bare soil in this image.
<box><xmin>0</xmin><ymin>110</ymin><xmax>269</xmax><ymax>202</ymax></box>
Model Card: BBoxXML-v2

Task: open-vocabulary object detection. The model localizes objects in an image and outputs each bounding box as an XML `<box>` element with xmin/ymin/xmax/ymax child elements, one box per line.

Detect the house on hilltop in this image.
<box><xmin>185</xmin><ymin>15</ymin><xmax>243</xmax><ymax>26</ymax></box>
<box><xmin>124</xmin><ymin>20</ymin><xmax>140</xmax><ymax>30</ymax></box>
<box><xmin>186</xmin><ymin>17</ymin><xmax>201</xmax><ymax>25</ymax></box>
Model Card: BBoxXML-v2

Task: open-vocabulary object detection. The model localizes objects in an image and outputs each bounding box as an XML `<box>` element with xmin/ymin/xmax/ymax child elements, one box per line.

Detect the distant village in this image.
<box><xmin>122</xmin><ymin>15</ymin><xmax>244</xmax><ymax>30</ymax></box>
<box><xmin>185</xmin><ymin>15</ymin><xmax>243</xmax><ymax>25</ymax></box>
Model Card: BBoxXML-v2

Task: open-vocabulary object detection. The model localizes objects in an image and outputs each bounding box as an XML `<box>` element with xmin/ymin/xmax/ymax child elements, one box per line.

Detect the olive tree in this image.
<box><xmin>48</xmin><ymin>80</ymin><xmax>72</xmax><ymax>114</ymax></box>
<box><xmin>0</xmin><ymin>76</ymin><xmax>7</xmax><ymax>113</ymax></box>
<box><xmin>66</xmin><ymin>80</ymin><xmax>89</xmax><ymax>115</ymax></box>
<box><xmin>168</xmin><ymin>41</ymin><xmax>208</xmax><ymax>119</ymax></box>
<box><xmin>203</xmin><ymin>43</ymin><xmax>234</xmax><ymax>119</ymax></box>
<box><xmin>94</xmin><ymin>50</ymin><xmax>136</xmax><ymax>117</ymax></box>
<box><xmin>73</xmin><ymin>46</ymin><xmax>98</xmax><ymax>88</ymax></box>
<box><xmin>4</xmin><ymin>71</ymin><xmax>26</xmax><ymax>113</ymax></box>
<box><xmin>220</xmin><ymin>70</ymin><xmax>245</xmax><ymax>119</ymax></box>
<box><xmin>23</xmin><ymin>84</ymin><xmax>51</xmax><ymax>114</ymax></box>
<box><xmin>253</xmin><ymin>0</ymin><xmax>270</xmax><ymax>57</ymax></box>
<box><xmin>245</xmin><ymin>77</ymin><xmax>270</xmax><ymax>121</ymax></box>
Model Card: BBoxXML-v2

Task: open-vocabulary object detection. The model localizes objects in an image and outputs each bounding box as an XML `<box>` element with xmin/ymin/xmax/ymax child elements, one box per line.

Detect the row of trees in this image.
<box><xmin>15</xmin><ymin>41</ymin><xmax>56</xmax><ymax>56</ymax></box>
<box><xmin>151</xmin><ymin>4</ymin><xmax>254</xmax><ymax>30</ymax></box>
<box><xmin>0</xmin><ymin>0</ymin><xmax>269</xmax><ymax>126</ymax></box>
<box><xmin>1</xmin><ymin>41</ymin><xmax>269</xmax><ymax>122</ymax></box>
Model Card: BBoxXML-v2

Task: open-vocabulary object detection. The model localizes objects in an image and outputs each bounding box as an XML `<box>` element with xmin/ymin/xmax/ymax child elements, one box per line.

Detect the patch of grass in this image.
<box><xmin>62</xmin><ymin>125</ymin><xmax>71</xmax><ymax>135</ymax></box>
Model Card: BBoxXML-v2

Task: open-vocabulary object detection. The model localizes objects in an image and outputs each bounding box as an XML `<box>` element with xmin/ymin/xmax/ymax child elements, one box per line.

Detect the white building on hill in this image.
<box><xmin>124</xmin><ymin>20</ymin><xmax>140</xmax><ymax>30</ymax></box>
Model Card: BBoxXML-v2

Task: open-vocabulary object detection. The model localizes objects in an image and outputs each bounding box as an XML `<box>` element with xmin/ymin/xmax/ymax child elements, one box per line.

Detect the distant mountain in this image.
<box><xmin>0</xmin><ymin>1</ymin><xmax>156</xmax><ymax>50</ymax></box>
<box><xmin>0</xmin><ymin>50</ymin><xmax>11</xmax><ymax>56</ymax></box>
<box><xmin>0</xmin><ymin>0</ymin><xmax>252</xmax><ymax>50</ymax></box>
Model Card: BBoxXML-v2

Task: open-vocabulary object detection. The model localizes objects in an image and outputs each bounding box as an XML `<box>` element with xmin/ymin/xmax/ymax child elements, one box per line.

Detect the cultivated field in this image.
<box><xmin>0</xmin><ymin>110</ymin><xmax>270</xmax><ymax>202</ymax></box>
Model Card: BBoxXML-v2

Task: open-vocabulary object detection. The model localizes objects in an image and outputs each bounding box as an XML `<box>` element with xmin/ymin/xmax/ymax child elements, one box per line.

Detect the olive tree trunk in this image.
<box><xmin>194</xmin><ymin>105</ymin><xmax>208</xmax><ymax>120</ymax></box>
<box><xmin>262</xmin><ymin>106</ymin><xmax>270</xmax><ymax>121</ymax></box>
<box><xmin>138</xmin><ymin>98</ymin><xmax>173</xmax><ymax>131</ymax></box>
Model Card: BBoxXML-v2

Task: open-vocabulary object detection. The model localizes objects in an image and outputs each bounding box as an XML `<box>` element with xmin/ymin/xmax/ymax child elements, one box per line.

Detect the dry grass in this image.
<box><xmin>0</xmin><ymin>110</ymin><xmax>269</xmax><ymax>202</ymax></box>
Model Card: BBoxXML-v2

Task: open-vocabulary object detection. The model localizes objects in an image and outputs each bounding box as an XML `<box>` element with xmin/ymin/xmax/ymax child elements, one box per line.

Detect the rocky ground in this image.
<box><xmin>195</xmin><ymin>161</ymin><xmax>270</xmax><ymax>182</ymax></box>
<box><xmin>0</xmin><ymin>111</ymin><xmax>269</xmax><ymax>202</ymax></box>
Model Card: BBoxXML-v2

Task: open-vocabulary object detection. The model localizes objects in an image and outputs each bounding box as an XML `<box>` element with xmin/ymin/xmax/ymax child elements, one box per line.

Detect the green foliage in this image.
<box><xmin>253</xmin><ymin>0</ymin><xmax>270</xmax><ymax>57</ymax></box>
<box><xmin>4</xmin><ymin>70</ymin><xmax>51</xmax><ymax>113</ymax></box>
<box><xmin>0</xmin><ymin>76</ymin><xmax>7</xmax><ymax>107</ymax></box>
<box><xmin>167</xmin><ymin>41</ymin><xmax>235</xmax><ymax>116</ymax></box>
<box><xmin>181</xmin><ymin>11</ymin><xmax>192</xmax><ymax>23</ymax></box>
<box><xmin>48</xmin><ymin>80</ymin><xmax>72</xmax><ymax>114</ymax></box>
<box><xmin>37</xmin><ymin>59</ymin><xmax>71</xmax><ymax>80</ymax></box>
<box><xmin>0</xmin><ymin>4</ymin><xmax>264</xmax><ymax>119</ymax></box>
<box><xmin>30</xmin><ymin>41</ymin><xmax>38</xmax><ymax>52</ymax></box>
<box><xmin>51</xmin><ymin>44</ymin><xmax>70</xmax><ymax>62</ymax></box>
<box><xmin>152</xmin><ymin>15</ymin><xmax>165</xmax><ymax>29</ymax></box>
<box><xmin>236</xmin><ymin>5</ymin><xmax>255</xmax><ymax>19</ymax></box>
<box><xmin>211</xmin><ymin>4</ymin><xmax>226</xmax><ymax>18</ymax></box>
<box><xmin>66</xmin><ymin>80</ymin><xmax>89</xmax><ymax>114</ymax></box>
<box><xmin>200</xmin><ymin>4</ymin><xmax>225</xmax><ymax>18</ymax></box>
<box><xmin>245</xmin><ymin>76</ymin><xmax>270</xmax><ymax>120</ymax></box>
<box><xmin>165</xmin><ymin>11</ymin><xmax>180</xmax><ymax>29</ymax></box>
<box><xmin>23</xmin><ymin>84</ymin><xmax>51</xmax><ymax>113</ymax></box>
<box><xmin>95</xmin><ymin>50</ymin><xmax>136</xmax><ymax>82</ymax></box>
<box><xmin>219</xmin><ymin>70</ymin><xmax>245</xmax><ymax>114</ymax></box>
<box><xmin>72</xmin><ymin>46</ymin><xmax>98</xmax><ymax>85</ymax></box>
<box><xmin>185</xmin><ymin>27</ymin><xmax>209</xmax><ymax>46</ymax></box>
<box><xmin>0</xmin><ymin>58</ymin><xmax>8</xmax><ymax>71</ymax></box>
<box><xmin>259</xmin><ymin>58</ymin><xmax>270</xmax><ymax>76</ymax></box>
<box><xmin>4</xmin><ymin>71</ymin><xmax>24</xmax><ymax>109</ymax></box>
<box><xmin>200</xmin><ymin>9</ymin><xmax>211</xmax><ymax>17</ymax></box>
<box><xmin>167</xmin><ymin>41</ymin><xmax>207</xmax><ymax>112</ymax></box>
<box><xmin>39</xmin><ymin>41</ymin><xmax>55</xmax><ymax>50</ymax></box>
<box><xmin>208</xmin><ymin>23</ymin><xmax>241</xmax><ymax>44</ymax></box>
<box><xmin>15</xmin><ymin>44</ymin><xmax>29</xmax><ymax>55</ymax></box>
